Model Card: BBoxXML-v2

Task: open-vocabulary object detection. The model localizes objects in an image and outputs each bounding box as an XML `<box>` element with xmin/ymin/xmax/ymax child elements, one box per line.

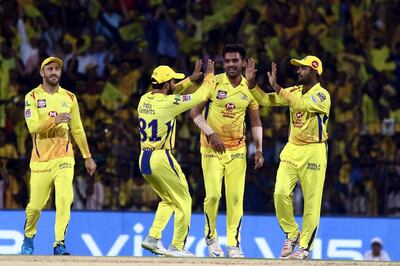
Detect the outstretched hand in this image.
<box><xmin>205</xmin><ymin>59</ymin><xmax>214</xmax><ymax>75</ymax></box>
<box><xmin>267</xmin><ymin>62</ymin><xmax>277</xmax><ymax>88</ymax></box>
<box><xmin>189</xmin><ymin>60</ymin><xmax>203</xmax><ymax>82</ymax></box>
<box><xmin>245</xmin><ymin>57</ymin><xmax>257</xmax><ymax>89</ymax></box>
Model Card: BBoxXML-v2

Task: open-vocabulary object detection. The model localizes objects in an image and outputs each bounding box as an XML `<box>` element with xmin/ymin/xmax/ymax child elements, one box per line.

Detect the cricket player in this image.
<box><xmin>21</xmin><ymin>57</ymin><xmax>97</xmax><ymax>255</ymax></box>
<box><xmin>139</xmin><ymin>60</ymin><xmax>215</xmax><ymax>257</ymax></box>
<box><xmin>190</xmin><ymin>44</ymin><xmax>264</xmax><ymax>258</ymax></box>
<box><xmin>248</xmin><ymin>56</ymin><xmax>330</xmax><ymax>259</ymax></box>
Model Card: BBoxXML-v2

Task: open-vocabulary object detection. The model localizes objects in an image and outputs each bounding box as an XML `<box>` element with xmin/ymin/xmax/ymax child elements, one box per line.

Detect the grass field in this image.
<box><xmin>0</xmin><ymin>256</ymin><xmax>397</xmax><ymax>266</ymax></box>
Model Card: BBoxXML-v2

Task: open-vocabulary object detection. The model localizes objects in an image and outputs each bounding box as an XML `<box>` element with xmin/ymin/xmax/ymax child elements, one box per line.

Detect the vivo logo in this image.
<box><xmin>80</xmin><ymin>223</ymin><xmax>364</xmax><ymax>259</ymax></box>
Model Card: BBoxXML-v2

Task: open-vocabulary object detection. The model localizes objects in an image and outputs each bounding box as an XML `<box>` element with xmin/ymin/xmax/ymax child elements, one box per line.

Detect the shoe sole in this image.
<box><xmin>141</xmin><ymin>243</ymin><xmax>166</xmax><ymax>256</ymax></box>
<box><xmin>164</xmin><ymin>252</ymin><xmax>196</xmax><ymax>258</ymax></box>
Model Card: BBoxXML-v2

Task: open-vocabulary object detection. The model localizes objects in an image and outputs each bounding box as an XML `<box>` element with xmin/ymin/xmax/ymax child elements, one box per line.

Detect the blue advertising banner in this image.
<box><xmin>0</xmin><ymin>210</ymin><xmax>398</xmax><ymax>260</ymax></box>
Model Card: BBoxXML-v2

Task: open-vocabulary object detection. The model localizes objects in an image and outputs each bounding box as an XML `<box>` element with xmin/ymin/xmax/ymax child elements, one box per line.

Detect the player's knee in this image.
<box><xmin>56</xmin><ymin>195</ymin><xmax>73</xmax><ymax>208</ymax></box>
<box><xmin>26</xmin><ymin>205</ymin><xmax>42</xmax><ymax>214</ymax></box>
<box><xmin>274</xmin><ymin>190</ymin><xmax>291</xmax><ymax>200</ymax></box>
<box><xmin>205</xmin><ymin>192</ymin><xmax>221</xmax><ymax>203</ymax></box>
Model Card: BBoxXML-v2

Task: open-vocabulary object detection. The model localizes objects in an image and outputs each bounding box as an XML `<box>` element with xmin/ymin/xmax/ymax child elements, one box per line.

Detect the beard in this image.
<box><xmin>44</xmin><ymin>75</ymin><xmax>60</xmax><ymax>86</ymax></box>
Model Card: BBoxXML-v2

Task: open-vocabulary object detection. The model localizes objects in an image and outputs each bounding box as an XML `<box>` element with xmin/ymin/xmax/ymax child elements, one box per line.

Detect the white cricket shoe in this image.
<box><xmin>141</xmin><ymin>235</ymin><xmax>167</xmax><ymax>255</ymax></box>
<box><xmin>227</xmin><ymin>246</ymin><xmax>244</xmax><ymax>258</ymax></box>
<box><xmin>165</xmin><ymin>245</ymin><xmax>196</xmax><ymax>257</ymax></box>
<box><xmin>206</xmin><ymin>237</ymin><xmax>224</xmax><ymax>257</ymax></box>
<box><xmin>280</xmin><ymin>231</ymin><xmax>300</xmax><ymax>258</ymax></box>
<box><xmin>289</xmin><ymin>248</ymin><xmax>310</xmax><ymax>260</ymax></box>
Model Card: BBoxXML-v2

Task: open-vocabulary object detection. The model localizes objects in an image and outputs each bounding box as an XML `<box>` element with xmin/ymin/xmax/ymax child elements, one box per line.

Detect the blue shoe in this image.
<box><xmin>54</xmin><ymin>241</ymin><xmax>70</xmax><ymax>255</ymax></box>
<box><xmin>21</xmin><ymin>235</ymin><xmax>34</xmax><ymax>255</ymax></box>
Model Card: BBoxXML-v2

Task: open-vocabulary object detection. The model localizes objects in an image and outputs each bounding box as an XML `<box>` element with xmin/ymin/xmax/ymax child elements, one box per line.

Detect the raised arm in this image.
<box><xmin>268</xmin><ymin>62</ymin><xmax>330</xmax><ymax>113</ymax></box>
<box><xmin>169</xmin><ymin>60</ymin><xmax>215</xmax><ymax>116</ymax></box>
<box><xmin>246</xmin><ymin>57</ymin><xmax>288</xmax><ymax>107</ymax></box>
<box><xmin>174</xmin><ymin>59</ymin><xmax>203</xmax><ymax>95</ymax></box>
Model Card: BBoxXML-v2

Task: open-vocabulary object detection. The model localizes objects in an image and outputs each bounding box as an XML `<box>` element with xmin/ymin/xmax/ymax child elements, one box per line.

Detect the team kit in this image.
<box><xmin>21</xmin><ymin>44</ymin><xmax>330</xmax><ymax>260</ymax></box>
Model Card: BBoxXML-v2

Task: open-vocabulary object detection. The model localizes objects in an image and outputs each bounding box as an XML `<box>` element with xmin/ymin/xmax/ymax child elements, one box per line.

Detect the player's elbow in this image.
<box><xmin>189</xmin><ymin>107</ymin><xmax>201</xmax><ymax>119</ymax></box>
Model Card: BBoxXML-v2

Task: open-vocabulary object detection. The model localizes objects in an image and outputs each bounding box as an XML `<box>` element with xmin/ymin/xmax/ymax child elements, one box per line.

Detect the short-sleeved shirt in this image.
<box><xmin>200</xmin><ymin>73</ymin><xmax>259</xmax><ymax>150</ymax></box>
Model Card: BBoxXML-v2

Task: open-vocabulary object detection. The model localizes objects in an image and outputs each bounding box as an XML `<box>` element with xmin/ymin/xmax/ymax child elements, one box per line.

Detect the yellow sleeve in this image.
<box><xmin>278</xmin><ymin>89</ymin><xmax>330</xmax><ymax>113</ymax></box>
<box><xmin>250</xmin><ymin>85</ymin><xmax>289</xmax><ymax>107</ymax></box>
<box><xmin>69</xmin><ymin>95</ymin><xmax>92</xmax><ymax>159</ymax></box>
<box><xmin>174</xmin><ymin>78</ymin><xmax>194</xmax><ymax>95</ymax></box>
<box><xmin>170</xmin><ymin>74</ymin><xmax>215</xmax><ymax>117</ymax></box>
<box><xmin>248</xmin><ymin>94</ymin><xmax>259</xmax><ymax>110</ymax></box>
<box><xmin>24</xmin><ymin>94</ymin><xmax>56</xmax><ymax>134</ymax></box>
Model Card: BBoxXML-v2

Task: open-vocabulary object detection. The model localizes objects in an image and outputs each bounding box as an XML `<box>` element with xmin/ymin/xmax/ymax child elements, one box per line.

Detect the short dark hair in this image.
<box><xmin>151</xmin><ymin>78</ymin><xmax>166</xmax><ymax>89</ymax></box>
<box><xmin>223</xmin><ymin>44</ymin><xmax>246</xmax><ymax>59</ymax></box>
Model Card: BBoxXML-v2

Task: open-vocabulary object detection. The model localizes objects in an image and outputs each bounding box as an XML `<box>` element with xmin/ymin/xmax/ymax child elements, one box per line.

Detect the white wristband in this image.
<box><xmin>193</xmin><ymin>115</ymin><xmax>215</xmax><ymax>136</ymax></box>
<box><xmin>251</xmin><ymin>126</ymin><xmax>263</xmax><ymax>152</ymax></box>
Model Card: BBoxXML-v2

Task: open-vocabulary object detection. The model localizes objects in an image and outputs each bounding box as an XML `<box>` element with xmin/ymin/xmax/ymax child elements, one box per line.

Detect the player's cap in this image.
<box><xmin>40</xmin><ymin>57</ymin><xmax>63</xmax><ymax>70</ymax></box>
<box><xmin>290</xmin><ymin>55</ymin><xmax>323</xmax><ymax>75</ymax></box>
<box><xmin>370</xmin><ymin>237</ymin><xmax>383</xmax><ymax>246</ymax></box>
<box><xmin>151</xmin><ymin>65</ymin><xmax>185</xmax><ymax>84</ymax></box>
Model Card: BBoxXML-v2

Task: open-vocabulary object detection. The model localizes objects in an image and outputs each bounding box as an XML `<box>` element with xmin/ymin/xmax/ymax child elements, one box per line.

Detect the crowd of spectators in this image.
<box><xmin>0</xmin><ymin>0</ymin><xmax>400</xmax><ymax>216</ymax></box>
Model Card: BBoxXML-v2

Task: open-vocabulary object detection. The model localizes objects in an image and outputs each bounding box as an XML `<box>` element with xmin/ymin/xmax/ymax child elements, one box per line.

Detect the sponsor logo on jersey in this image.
<box><xmin>25</xmin><ymin>109</ymin><xmax>31</xmax><ymax>118</ymax></box>
<box><xmin>32</xmin><ymin>169</ymin><xmax>51</xmax><ymax>173</ymax></box>
<box><xmin>225</xmin><ymin>103</ymin><xmax>235</xmax><ymax>110</ymax></box>
<box><xmin>37</xmin><ymin>99</ymin><xmax>47</xmax><ymax>108</ymax></box>
<box><xmin>311</xmin><ymin>96</ymin><xmax>318</xmax><ymax>103</ymax></box>
<box><xmin>203</xmin><ymin>154</ymin><xmax>218</xmax><ymax>158</ymax></box>
<box><xmin>281</xmin><ymin>159</ymin><xmax>298</xmax><ymax>167</ymax></box>
<box><xmin>216</xmin><ymin>90</ymin><xmax>227</xmax><ymax>100</ymax></box>
<box><xmin>182</xmin><ymin>95</ymin><xmax>191</xmax><ymax>102</ymax></box>
<box><xmin>294</xmin><ymin>112</ymin><xmax>303</xmax><ymax>128</ymax></box>
<box><xmin>222</xmin><ymin>103</ymin><xmax>236</xmax><ymax>118</ymax></box>
<box><xmin>241</xmin><ymin>94</ymin><xmax>248</xmax><ymax>101</ymax></box>
<box><xmin>173</xmin><ymin>96</ymin><xmax>181</xmax><ymax>105</ymax></box>
<box><xmin>62</xmin><ymin>102</ymin><xmax>69</xmax><ymax>108</ymax></box>
<box><xmin>59</xmin><ymin>162</ymin><xmax>73</xmax><ymax>169</ymax></box>
<box><xmin>307</xmin><ymin>162</ymin><xmax>321</xmax><ymax>170</ymax></box>
<box><xmin>48</xmin><ymin>111</ymin><xmax>57</xmax><ymax>117</ymax></box>
<box><xmin>231</xmin><ymin>153</ymin><xmax>244</xmax><ymax>159</ymax></box>
<box><xmin>317</xmin><ymin>92</ymin><xmax>326</xmax><ymax>102</ymax></box>
<box><xmin>25</xmin><ymin>101</ymin><xmax>31</xmax><ymax>107</ymax></box>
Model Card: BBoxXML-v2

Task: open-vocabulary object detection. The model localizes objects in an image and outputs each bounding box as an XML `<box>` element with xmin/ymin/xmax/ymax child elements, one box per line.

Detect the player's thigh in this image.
<box><xmin>275</xmin><ymin>161</ymin><xmax>299</xmax><ymax>196</ymax></box>
<box><xmin>224</xmin><ymin>147</ymin><xmax>246</xmax><ymax>192</ymax></box>
<box><xmin>299</xmin><ymin>144</ymin><xmax>327</xmax><ymax>197</ymax></box>
<box><xmin>145</xmin><ymin>150</ymin><xmax>189</xmax><ymax>203</ymax></box>
<box><xmin>53</xmin><ymin>157</ymin><xmax>75</xmax><ymax>202</ymax></box>
<box><xmin>201</xmin><ymin>147</ymin><xmax>224</xmax><ymax>197</ymax></box>
<box><xmin>28</xmin><ymin>161</ymin><xmax>55</xmax><ymax>208</ymax></box>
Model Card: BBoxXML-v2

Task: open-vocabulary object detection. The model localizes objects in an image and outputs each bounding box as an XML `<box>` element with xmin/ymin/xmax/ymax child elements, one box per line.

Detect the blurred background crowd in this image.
<box><xmin>0</xmin><ymin>0</ymin><xmax>400</xmax><ymax>216</ymax></box>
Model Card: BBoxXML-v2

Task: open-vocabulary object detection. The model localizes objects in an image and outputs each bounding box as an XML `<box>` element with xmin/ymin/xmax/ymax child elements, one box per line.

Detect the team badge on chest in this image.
<box><xmin>216</xmin><ymin>90</ymin><xmax>227</xmax><ymax>100</ymax></box>
<box><xmin>37</xmin><ymin>99</ymin><xmax>47</xmax><ymax>108</ymax></box>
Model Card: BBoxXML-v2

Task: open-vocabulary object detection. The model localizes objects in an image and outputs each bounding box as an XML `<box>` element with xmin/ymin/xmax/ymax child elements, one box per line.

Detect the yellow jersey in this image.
<box><xmin>201</xmin><ymin>73</ymin><xmax>259</xmax><ymax>150</ymax></box>
<box><xmin>24</xmin><ymin>85</ymin><xmax>91</xmax><ymax>162</ymax></box>
<box><xmin>138</xmin><ymin>74</ymin><xmax>214</xmax><ymax>150</ymax></box>
<box><xmin>250</xmin><ymin>83</ymin><xmax>330</xmax><ymax>145</ymax></box>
